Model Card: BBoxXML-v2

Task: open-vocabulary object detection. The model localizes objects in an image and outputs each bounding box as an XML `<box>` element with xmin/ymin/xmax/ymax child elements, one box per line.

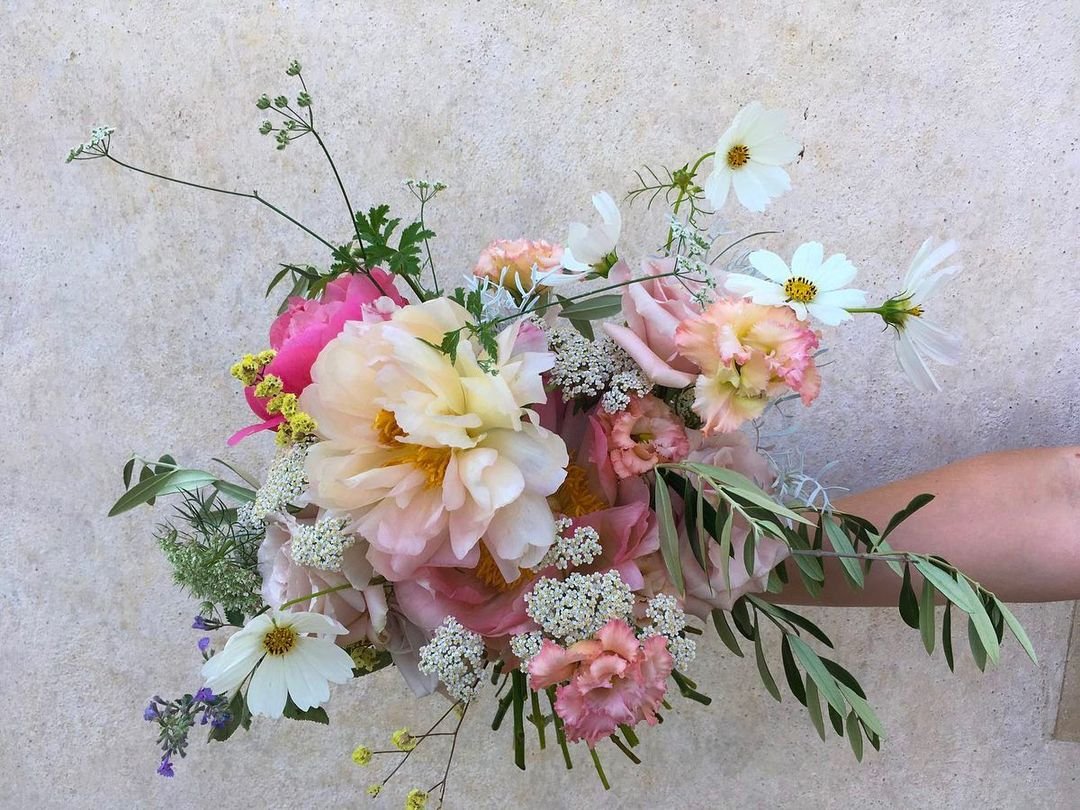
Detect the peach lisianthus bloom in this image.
<box><xmin>675</xmin><ymin>297</ymin><xmax>821</xmax><ymax>433</ymax></box>
<box><xmin>300</xmin><ymin>298</ymin><xmax>569</xmax><ymax>582</ymax></box>
<box><xmin>529</xmin><ymin>619</ymin><xmax>673</xmax><ymax>746</ymax></box>
<box><xmin>472</xmin><ymin>238</ymin><xmax>563</xmax><ymax>295</ymax></box>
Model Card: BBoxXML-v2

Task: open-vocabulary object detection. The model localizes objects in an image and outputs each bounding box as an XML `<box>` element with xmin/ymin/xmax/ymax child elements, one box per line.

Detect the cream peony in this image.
<box><xmin>301</xmin><ymin>298</ymin><xmax>569</xmax><ymax>583</ymax></box>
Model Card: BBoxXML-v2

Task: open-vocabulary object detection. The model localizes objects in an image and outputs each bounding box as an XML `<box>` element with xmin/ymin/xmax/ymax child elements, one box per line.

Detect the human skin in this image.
<box><xmin>774</xmin><ymin>446</ymin><xmax>1080</xmax><ymax>606</ymax></box>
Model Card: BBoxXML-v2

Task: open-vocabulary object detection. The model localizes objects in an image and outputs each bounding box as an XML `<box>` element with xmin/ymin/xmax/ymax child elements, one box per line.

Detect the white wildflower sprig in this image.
<box><xmin>640</xmin><ymin>593</ymin><xmax>697</xmax><ymax>670</ymax></box>
<box><xmin>524</xmin><ymin>570</ymin><xmax>635</xmax><ymax>644</ymax></box>
<box><xmin>547</xmin><ymin>329</ymin><xmax>652</xmax><ymax>408</ymax></box>
<box><xmin>66</xmin><ymin>126</ymin><xmax>115</xmax><ymax>163</ymax></box>
<box><xmin>418</xmin><ymin>617</ymin><xmax>487</xmax><ymax>703</ymax></box>
<box><xmin>288</xmin><ymin>515</ymin><xmax>355</xmax><ymax>572</ymax></box>
<box><xmin>245</xmin><ymin>441</ymin><xmax>310</xmax><ymax>525</ymax></box>
<box><xmin>538</xmin><ymin>518</ymin><xmax>602</xmax><ymax>570</ymax></box>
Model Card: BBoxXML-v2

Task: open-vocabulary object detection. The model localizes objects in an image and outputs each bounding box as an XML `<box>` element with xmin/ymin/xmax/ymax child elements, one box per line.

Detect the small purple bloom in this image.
<box><xmin>157</xmin><ymin>757</ymin><xmax>175</xmax><ymax>778</ymax></box>
<box><xmin>197</xmin><ymin>636</ymin><xmax>211</xmax><ymax>653</ymax></box>
<box><xmin>143</xmin><ymin>703</ymin><xmax>158</xmax><ymax>721</ymax></box>
<box><xmin>194</xmin><ymin>687</ymin><xmax>215</xmax><ymax>703</ymax></box>
<box><xmin>210</xmin><ymin>713</ymin><xmax>230</xmax><ymax>729</ymax></box>
<box><xmin>192</xmin><ymin>616</ymin><xmax>209</xmax><ymax>630</ymax></box>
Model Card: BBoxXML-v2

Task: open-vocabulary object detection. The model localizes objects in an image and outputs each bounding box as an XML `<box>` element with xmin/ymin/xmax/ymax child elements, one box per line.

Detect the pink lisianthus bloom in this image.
<box><xmin>257</xmin><ymin>513</ymin><xmax>389</xmax><ymax>646</ymax></box>
<box><xmin>596</xmin><ymin>395</ymin><xmax>691</xmax><ymax>480</ymax></box>
<box><xmin>675</xmin><ymin>297</ymin><xmax>821</xmax><ymax>434</ymax></box>
<box><xmin>473</xmin><ymin>238</ymin><xmax>563</xmax><ymax>295</ymax></box>
<box><xmin>602</xmin><ymin>258</ymin><xmax>705</xmax><ymax>387</ymax></box>
<box><xmin>528</xmin><ymin>619</ymin><xmax>673</xmax><ymax>746</ymax></box>
<box><xmin>230</xmin><ymin>270</ymin><xmax>405</xmax><ymax>444</ymax></box>
<box><xmin>678</xmin><ymin>430</ymin><xmax>790</xmax><ymax>615</ymax></box>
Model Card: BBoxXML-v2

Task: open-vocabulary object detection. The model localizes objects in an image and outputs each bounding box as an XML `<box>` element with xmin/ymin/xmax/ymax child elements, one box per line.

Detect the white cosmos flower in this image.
<box><xmin>704</xmin><ymin>102</ymin><xmax>801</xmax><ymax>213</ymax></box>
<box><xmin>725</xmin><ymin>242</ymin><xmax>866</xmax><ymax>325</ymax></box>
<box><xmin>201</xmin><ymin>609</ymin><xmax>355</xmax><ymax>718</ymax></box>
<box><xmin>542</xmin><ymin>191</ymin><xmax>622</xmax><ymax>283</ymax></box>
<box><xmin>888</xmin><ymin>238</ymin><xmax>963</xmax><ymax>393</ymax></box>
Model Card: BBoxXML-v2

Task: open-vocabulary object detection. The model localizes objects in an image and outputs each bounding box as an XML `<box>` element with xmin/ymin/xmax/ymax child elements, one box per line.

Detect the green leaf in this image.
<box><xmin>954</xmin><ymin>577</ymin><xmax>1000</xmax><ymax>665</ymax></box>
<box><xmin>718</xmin><ymin>508</ymin><xmax>734</xmax><ymax>590</ymax></box>
<box><xmin>881</xmin><ymin>493</ymin><xmax>935</xmax><ymax>540</ymax></box>
<box><xmin>747</xmin><ymin>596</ymin><xmax>834</xmax><ymax>648</ymax></box>
<box><xmin>212</xmin><ymin>480</ymin><xmax>257</xmax><ymax>503</ymax></box>
<box><xmin>821</xmin><ymin>659</ymin><xmax>867</xmax><ymax>698</ymax></box>
<box><xmin>919</xmin><ymin>577</ymin><xmax>936</xmax><ymax>655</ymax></box>
<box><xmin>208</xmin><ymin>691</ymin><xmax>251</xmax><ymax>742</ymax></box>
<box><xmin>557</xmin><ymin>294</ymin><xmax>623</xmax><ymax>321</ymax></box>
<box><xmin>211</xmin><ymin>457</ymin><xmax>261</xmax><ymax>488</ymax></box>
<box><xmin>653</xmin><ymin>474</ymin><xmax>684</xmax><ymax>594</ymax></box>
<box><xmin>681</xmin><ymin>477</ymin><xmax>708</xmax><ymax>573</ymax></box>
<box><xmin>827</xmin><ymin>704</ymin><xmax>845</xmax><ymax>737</ymax></box>
<box><xmin>122</xmin><ymin>458</ymin><xmax>135</xmax><ymax>489</ymax></box>
<box><xmin>108</xmin><ymin>469</ymin><xmax>217</xmax><ymax>516</ymax></box>
<box><xmin>805</xmin><ymin>678</ymin><xmax>826</xmax><ymax>741</ymax></box>
<box><xmin>781</xmin><ymin>635</ymin><xmax>807</xmax><ymax>705</ymax></box>
<box><xmin>838</xmin><ymin>684</ymin><xmax>884</xmax><ymax>738</ymax></box>
<box><xmin>753</xmin><ymin>619</ymin><xmax>782</xmax><ymax>702</ymax></box>
<box><xmin>993</xmin><ymin>599</ymin><xmax>1038</xmax><ymax>664</ymax></box>
<box><xmin>743</xmin><ymin>527</ymin><xmax>758</xmax><ymax>578</ymax></box>
<box><xmin>788</xmin><ymin>636</ymin><xmax>846</xmax><ymax>717</ymax></box>
<box><xmin>914</xmin><ymin>560</ymin><xmax>979</xmax><ymax>612</ymax></box>
<box><xmin>822</xmin><ymin>515</ymin><xmax>864</xmax><ymax>588</ymax></box>
<box><xmin>282</xmin><ymin>697</ymin><xmax>329</xmax><ymax>724</ymax></box>
<box><xmin>942</xmin><ymin>602</ymin><xmax>955</xmax><ymax>672</ymax></box>
<box><xmin>711</xmin><ymin>609</ymin><xmax>744</xmax><ymax>657</ymax></box>
<box><xmin>968</xmin><ymin>617</ymin><xmax>988</xmax><ymax>671</ymax></box>
<box><xmin>730</xmin><ymin>597</ymin><xmax>755</xmax><ymax>639</ymax></box>
<box><xmin>567</xmin><ymin>318</ymin><xmax>595</xmax><ymax>341</ymax></box>
<box><xmin>846</xmin><ymin>710</ymin><xmax>864</xmax><ymax>762</ymax></box>
<box><xmin>899</xmin><ymin>564</ymin><xmax>920</xmax><ymax>629</ymax></box>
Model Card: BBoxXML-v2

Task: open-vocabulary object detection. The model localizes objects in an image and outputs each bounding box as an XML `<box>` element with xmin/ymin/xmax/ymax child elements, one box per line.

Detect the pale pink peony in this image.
<box><xmin>528</xmin><ymin>619</ymin><xmax>673</xmax><ymax>746</ymax></box>
<box><xmin>257</xmin><ymin>514</ymin><xmax>388</xmax><ymax>646</ymax></box>
<box><xmin>675</xmin><ymin>297</ymin><xmax>821</xmax><ymax>434</ymax></box>
<box><xmin>473</xmin><ymin>238</ymin><xmax>563</xmax><ymax>294</ymax></box>
<box><xmin>602</xmin><ymin>258</ymin><xmax>704</xmax><ymax>387</ymax></box>
<box><xmin>596</xmin><ymin>395</ymin><xmax>690</xmax><ymax>479</ymax></box>
<box><xmin>230</xmin><ymin>270</ymin><xmax>405</xmax><ymax>444</ymax></box>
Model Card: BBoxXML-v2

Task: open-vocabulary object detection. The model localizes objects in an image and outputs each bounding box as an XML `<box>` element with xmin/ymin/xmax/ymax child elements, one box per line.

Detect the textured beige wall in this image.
<box><xmin>3</xmin><ymin>1</ymin><xmax>1079</xmax><ymax>808</ymax></box>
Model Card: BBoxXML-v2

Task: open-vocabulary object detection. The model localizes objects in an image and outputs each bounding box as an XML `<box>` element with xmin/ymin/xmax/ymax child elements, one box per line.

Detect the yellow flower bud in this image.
<box><xmin>351</xmin><ymin>745</ymin><xmax>373</xmax><ymax>766</ymax></box>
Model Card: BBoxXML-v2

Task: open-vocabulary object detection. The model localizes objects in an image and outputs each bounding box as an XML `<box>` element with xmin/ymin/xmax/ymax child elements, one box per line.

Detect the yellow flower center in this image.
<box><xmin>397</xmin><ymin>444</ymin><xmax>452</xmax><ymax>488</ymax></box>
<box><xmin>374</xmin><ymin>409</ymin><xmax>405</xmax><ymax>446</ymax></box>
<box><xmin>474</xmin><ymin>543</ymin><xmax>532</xmax><ymax>592</ymax></box>
<box><xmin>548</xmin><ymin>463</ymin><xmax>608</xmax><ymax>518</ymax></box>
<box><xmin>726</xmin><ymin>144</ymin><xmax>751</xmax><ymax>169</ymax></box>
<box><xmin>783</xmin><ymin>276</ymin><xmax>818</xmax><ymax>304</ymax></box>
<box><xmin>262</xmin><ymin>624</ymin><xmax>298</xmax><ymax>656</ymax></box>
<box><xmin>908</xmin><ymin>304</ymin><xmax>925</xmax><ymax>318</ymax></box>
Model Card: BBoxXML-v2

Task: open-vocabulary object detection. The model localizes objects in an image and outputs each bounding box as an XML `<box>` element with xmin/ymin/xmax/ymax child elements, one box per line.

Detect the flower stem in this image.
<box><xmin>589</xmin><ymin>747</ymin><xmax>611</xmax><ymax>790</ymax></box>
<box><xmin>277</xmin><ymin>582</ymin><xmax>353</xmax><ymax>610</ymax></box>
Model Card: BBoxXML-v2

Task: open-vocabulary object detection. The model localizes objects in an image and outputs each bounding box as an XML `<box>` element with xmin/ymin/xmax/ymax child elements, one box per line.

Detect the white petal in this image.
<box><xmin>906</xmin><ymin>317</ymin><xmax>962</xmax><ymax>365</ymax></box>
<box><xmin>805</xmin><ymin>302</ymin><xmax>852</xmax><ymax>325</ymax></box>
<box><xmin>729</xmin><ymin>101</ymin><xmax>764</xmax><ymax>139</ymax></box>
<box><xmin>748</xmin><ymin>163</ymin><xmax>792</xmax><ymax>200</ymax></box>
<box><xmin>748</xmin><ymin>133</ymin><xmax>801</xmax><ymax>165</ymax></box>
<box><xmin>288</xmin><ymin>611</ymin><xmax>348</xmax><ymax>637</ymax></box>
<box><xmin>247</xmin><ymin>656</ymin><xmax>289</xmax><ymax>718</ymax></box>
<box><xmin>703</xmin><ymin>166</ymin><xmax>731</xmax><ymax>210</ymax></box>
<box><xmin>731</xmin><ymin>168</ymin><xmax>769</xmax><ymax>212</ymax></box>
<box><xmin>299</xmin><ymin>637</ymin><xmax>356</xmax><ymax>684</ymax></box>
<box><xmin>813</xmin><ymin>287</ymin><xmax>867</xmax><ymax>310</ymax></box>
<box><xmin>592</xmin><ymin>191</ymin><xmax>621</xmax><ymax>234</ymax></box>
<box><xmin>283</xmin><ymin>644</ymin><xmax>327</xmax><ymax>710</ymax></box>
<box><xmin>790</xmin><ymin>242</ymin><xmax>824</xmax><ymax>278</ymax></box>
<box><xmin>724</xmin><ymin>274</ymin><xmax>787</xmax><ymax>305</ymax></box>
<box><xmin>201</xmin><ymin>642</ymin><xmax>263</xmax><ymax>695</ymax></box>
<box><xmin>747</xmin><ymin>249</ymin><xmax>791</xmax><ymax>283</ymax></box>
<box><xmin>912</xmin><ymin>264</ymin><xmax>962</xmax><ymax>303</ymax></box>
<box><xmin>789</xmin><ymin>301</ymin><xmax>809</xmax><ymax>320</ymax></box>
<box><xmin>895</xmin><ymin>333</ymin><xmax>940</xmax><ymax>393</ymax></box>
<box><xmin>743</xmin><ymin>107</ymin><xmax>788</xmax><ymax>144</ymax></box>
<box><xmin>815</xmin><ymin>253</ymin><xmax>858</xmax><ymax>291</ymax></box>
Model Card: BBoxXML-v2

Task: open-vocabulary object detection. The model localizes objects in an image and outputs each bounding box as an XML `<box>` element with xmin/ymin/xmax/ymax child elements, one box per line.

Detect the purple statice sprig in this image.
<box><xmin>144</xmin><ymin>689</ymin><xmax>231</xmax><ymax>777</ymax></box>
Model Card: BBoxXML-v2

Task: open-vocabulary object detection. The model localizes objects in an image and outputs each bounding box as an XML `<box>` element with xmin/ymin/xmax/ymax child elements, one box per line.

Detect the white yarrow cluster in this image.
<box><xmin>66</xmin><ymin>125</ymin><xmax>115</xmax><ymax>162</ymax></box>
<box><xmin>524</xmin><ymin>571</ymin><xmax>635</xmax><ymax>644</ymax></box>
<box><xmin>289</xmin><ymin>515</ymin><xmax>355</xmax><ymax>572</ymax></box>
<box><xmin>600</xmin><ymin>367</ymin><xmax>653</xmax><ymax>414</ymax></box>
<box><xmin>509</xmin><ymin>631</ymin><xmax>543</xmax><ymax>666</ymax></box>
<box><xmin>247</xmin><ymin>442</ymin><xmax>309</xmax><ymax>524</ymax></box>
<box><xmin>418</xmin><ymin>617</ymin><xmax>487</xmax><ymax>703</ymax></box>
<box><xmin>547</xmin><ymin>329</ymin><xmax>653</xmax><ymax>410</ymax></box>
<box><xmin>538</xmin><ymin>518</ymin><xmax>602</xmax><ymax>570</ymax></box>
<box><xmin>640</xmin><ymin>594</ymin><xmax>697</xmax><ymax>669</ymax></box>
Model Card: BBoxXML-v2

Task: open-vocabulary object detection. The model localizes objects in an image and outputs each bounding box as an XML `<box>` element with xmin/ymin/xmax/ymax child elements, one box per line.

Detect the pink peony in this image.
<box><xmin>229</xmin><ymin>270</ymin><xmax>405</xmax><ymax>444</ymax></box>
<box><xmin>528</xmin><ymin>619</ymin><xmax>673</xmax><ymax>746</ymax></box>
<box><xmin>257</xmin><ymin>514</ymin><xmax>388</xmax><ymax>646</ymax></box>
<box><xmin>596</xmin><ymin>395</ymin><xmax>690</xmax><ymax>480</ymax></box>
<box><xmin>675</xmin><ymin>297</ymin><xmax>821</xmax><ymax>434</ymax></box>
<box><xmin>602</xmin><ymin>258</ymin><xmax>704</xmax><ymax>387</ymax></box>
<box><xmin>473</xmin><ymin>239</ymin><xmax>563</xmax><ymax>294</ymax></box>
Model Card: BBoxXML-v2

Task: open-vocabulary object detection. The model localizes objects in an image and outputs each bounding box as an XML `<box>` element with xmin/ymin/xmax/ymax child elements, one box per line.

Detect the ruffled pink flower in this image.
<box><xmin>528</xmin><ymin>619</ymin><xmax>673</xmax><ymax>746</ymax></box>
<box><xmin>257</xmin><ymin>514</ymin><xmax>388</xmax><ymax>646</ymax></box>
<box><xmin>675</xmin><ymin>297</ymin><xmax>821</xmax><ymax>433</ymax></box>
<box><xmin>473</xmin><ymin>238</ymin><xmax>563</xmax><ymax>294</ymax></box>
<box><xmin>602</xmin><ymin>258</ymin><xmax>705</xmax><ymax>387</ymax></box>
<box><xmin>229</xmin><ymin>270</ymin><xmax>405</xmax><ymax>444</ymax></box>
<box><xmin>597</xmin><ymin>395</ymin><xmax>690</xmax><ymax>480</ymax></box>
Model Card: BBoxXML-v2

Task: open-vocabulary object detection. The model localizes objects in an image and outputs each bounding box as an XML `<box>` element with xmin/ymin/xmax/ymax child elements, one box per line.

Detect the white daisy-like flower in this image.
<box><xmin>201</xmin><ymin>609</ymin><xmax>355</xmax><ymax>717</ymax></box>
<box><xmin>887</xmin><ymin>238</ymin><xmax>963</xmax><ymax>393</ymax></box>
<box><xmin>541</xmin><ymin>191</ymin><xmax>622</xmax><ymax>283</ymax></box>
<box><xmin>704</xmin><ymin>102</ymin><xmax>801</xmax><ymax>213</ymax></box>
<box><xmin>725</xmin><ymin>241</ymin><xmax>866</xmax><ymax>325</ymax></box>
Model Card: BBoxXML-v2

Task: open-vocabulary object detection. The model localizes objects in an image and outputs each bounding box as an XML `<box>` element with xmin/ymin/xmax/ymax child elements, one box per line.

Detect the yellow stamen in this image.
<box><xmin>373</xmin><ymin>409</ymin><xmax>405</xmax><ymax>446</ymax></box>
<box><xmin>474</xmin><ymin>543</ymin><xmax>531</xmax><ymax>592</ymax></box>
<box><xmin>262</xmin><ymin>624</ymin><xmax>298</xmax><ymax>656</ymax></box>
<box><xmin>908</xmin><ymin>304</ymin><xmax>925</xmax><ymax>317</ymax></box>
<box><xmin>726</xmin><ymin>144</ymin><xmax>750</xmax><ymax>169</ymax></box>
<box><xmin>549</xmin><ymin>463</ymin><xmax>608</xmax><ymax>518</ymax></box>
<box><xmin>783</xmin><ymin>276</ymin><xmax>818</xmax><ymax>304</ymax></box>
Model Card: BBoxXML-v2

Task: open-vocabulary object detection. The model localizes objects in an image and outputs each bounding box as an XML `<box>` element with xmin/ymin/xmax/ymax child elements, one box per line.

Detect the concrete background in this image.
<box><xmin>2</xmin><ymin>1</ymin><xmax>1078</xmax><ymax>807</ymax></box>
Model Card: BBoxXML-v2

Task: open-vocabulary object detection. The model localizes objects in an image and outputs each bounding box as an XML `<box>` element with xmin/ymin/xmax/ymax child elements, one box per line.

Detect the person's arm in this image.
<box><xmin>775</xmin><ymin>446</ymin><xmax>1080</xmax><ymax>606</ymax></box>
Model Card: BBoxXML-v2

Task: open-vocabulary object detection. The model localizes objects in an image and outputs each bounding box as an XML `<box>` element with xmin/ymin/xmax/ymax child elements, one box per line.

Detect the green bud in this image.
<box><xmin>258</xmin><ymin>121</ymin><xmax>273</xmax><ymax>135</ymax></box>
<box><xmin>273</xmin><ymin>95</ymin><xmax>289</xmax><ymax>108</ymax></box>
<box><xmin>275</xmin><ymin>130</ymin><xmax>289</xmax><ymax>150</ymax></box>
<box><xmin>256</xmin><ymin>94</ymin><xmax>271</xmax><ymax>110</ymax></box>
<box><xmin>296</xmin><ymin>91</ymin><xmax>311</xmax><ymax>108</ymax></box>
<box><xmin>286</xmin><ymin>59</ymin><xmax>301</xmax><ymax>76</ymax></box>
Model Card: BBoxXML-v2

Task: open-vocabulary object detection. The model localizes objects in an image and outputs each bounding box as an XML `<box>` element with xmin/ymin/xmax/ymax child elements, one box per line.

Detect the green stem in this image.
<box><xmin>528</xmin><ymin>688</ymin><xmax>547</xmax><ymax>750</ymax></box>
<box><xmin>278</xmin><ymin>582</ymin><xmax>352</xmax><ymax>610</ymax></box>
<box><xmin>511</xmin><ymin>670</ymin><xmax>527</xmax><ymax>771</ymax></box>
<box><xmin>845</xmin><ymin>306</ymin><xmax>886</xmax><ymax>315</ymax></box>
<box><xmin>547</xmin><ymin>687</ymin><xmax>573</xmax><ymax>770</ymax></box>
<box><xmin>589</xmin><ymin>747</ymin><xmax>611</xmax><ymax>790</ymax></box>
<box><xmin>665</xmin><ymin>150</ymin><xmax>715</xmax><ymax>249</ymax></box>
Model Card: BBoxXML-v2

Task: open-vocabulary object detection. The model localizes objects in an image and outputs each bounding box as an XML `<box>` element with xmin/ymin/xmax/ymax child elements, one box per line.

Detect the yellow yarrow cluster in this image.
<box><xmin>347</xmin><ymin>642</ymin><xmax>382</xmax><ymax>672</ymax></box>
<box><xmin>351</xmin><ymin>745</ymin><xmax>373</xmax><ymax>766</ymax></box>
<box><xmin>261</xmin><ymin>390</ymin><xmax>318</xmax><ymax>446</ymax></box>
<box><xmin>229</xmin><ymin>350</ymin><xmax>276</xmax><ymax>386</ymax></box>
<box><xmin>391</xmin><ymin>728</ymin><xmax>418</xmax><ymax>752</ymax></box>
<box><xmin>366</xmin><ymin>785</ymin><xmax>381</xmax><ymax>798</ymax></box>
<box><xmin>405</xmin><ymin>789</ymin><xmax>428</xmax><ymax>810</ymax></box>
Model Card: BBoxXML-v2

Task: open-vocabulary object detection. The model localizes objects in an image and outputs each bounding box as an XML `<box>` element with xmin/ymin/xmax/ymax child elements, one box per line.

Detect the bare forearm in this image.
<box><xmin>776</xmin><ymin>446</ymin><xmax>1080</xmax><ymax>606</ymax></box>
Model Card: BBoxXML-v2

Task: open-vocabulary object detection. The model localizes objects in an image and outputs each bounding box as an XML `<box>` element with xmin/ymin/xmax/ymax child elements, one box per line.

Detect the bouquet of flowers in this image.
<box><xmin>72</xmin><ymin>61</ymin><xmax>1036</xmax><ymax>806</ymax></box>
